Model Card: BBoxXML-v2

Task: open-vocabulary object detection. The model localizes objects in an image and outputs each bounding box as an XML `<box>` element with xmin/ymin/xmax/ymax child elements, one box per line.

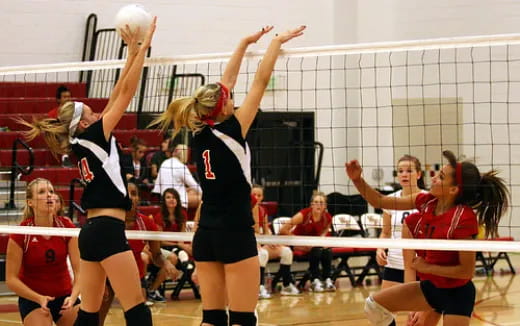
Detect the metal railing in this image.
<box><xmin>7</xmin><ymin>139</ymin><xmax>34</xmax><ymax>209</ymax></box>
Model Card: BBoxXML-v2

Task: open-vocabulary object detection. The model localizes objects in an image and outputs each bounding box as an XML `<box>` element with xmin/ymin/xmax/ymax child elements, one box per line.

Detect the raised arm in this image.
<box><xmin>345</xmin><ymin>160</ymin><xmax>418</xmax><ymax>211</ymax></box>
<box><xmin>102</xmin><ymin>18</ymin><xmax>157</xmax><ymax>139</ymax></box>
<box><xmin>220</xmin><ymin>26</ymin><xmax>273</xmax><ymax>90</ymax></box>
<box><xmin>99</xmin><ymin>26</ymin><xmax>141</xmax><ymax>118</ymax></box>
<box><xmin>234</xmin><ymin>26</ymin><xmax>306</xmax><ymax>138</ymax></box>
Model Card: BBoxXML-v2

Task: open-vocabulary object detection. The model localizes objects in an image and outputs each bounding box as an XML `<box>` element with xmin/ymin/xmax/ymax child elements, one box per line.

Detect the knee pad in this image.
<box><xmin>178</xmin><ymin>250</ymin><xmax>189</xmax><ymax>263</ymax></box>
<box><xmin>258</xmin><ymin>248</ymin><xmax>269</xmax><ymax>267</ymax></box>
<box><xmin>74</xmin><ymin>309</ymin><xmax>99</xmax><ymax>326</ymax></box>
<box><xmin>364</xmin><ymin>296</ymin><xmax>394</xmax><ymax>326</ymax></box>
<box><xmin>280</xmin><ymin>246</ymin><xmax>293</xmax><ymax>265</ymax></box>
<box><xmin>202</xmin><ymin>309</ymin><xmax>228</xmax><ymax>326</ymax></box>
<box><xmin>229</xmin><ymin>310</ymin><xmax>257</xmax><ymax>326</ymax></box>
<box><xmin>124</xmin><ymin>302</ymin><xmax>152</xmax><ymax>326</ymax></box>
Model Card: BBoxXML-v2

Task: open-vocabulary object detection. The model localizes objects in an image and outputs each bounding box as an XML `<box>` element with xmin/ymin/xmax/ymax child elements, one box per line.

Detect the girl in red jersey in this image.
<box><xmin>252</xmin><ymin>185</ymin><xmax>299</xmax><ymax>299</ymax></box>
<box><xmin>279</xmin><ymin>191</ymin><xmax>335</xmax><ymax>292</ymax></box>
<box><xmin>345</xmin><ymin>150</ymin><xmax>509</xmax><ymax>326</ymax></box>
<box><xmin>99</xmin><ymin>181</ymin><xmax>176</xmax><ymax>325</ymax></box>
<box><xmin>6</xmin><ymin>178</ymin><xmax>80</xmax><ymax>326</ymax></box>
<box><xmin>147</xmin><ymin>188</ymin><xmax>190</xmax><ymax>300</ymax></box>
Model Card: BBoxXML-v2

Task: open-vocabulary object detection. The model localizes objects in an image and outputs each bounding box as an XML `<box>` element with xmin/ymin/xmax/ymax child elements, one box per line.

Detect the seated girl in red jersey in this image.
<box><xmin>99</xmin><ymin>182</ymin><xmax>176</xmax><ymax>324</ymax></box>
<box><xmin>346</xmin><ymin>150</ymin><xmax>509</xmax><ymax>326</ymax></box>
<box><xmin>147</xmin><ymin>188</ymin><xmax>191</xmax><ymax>300</ymax></box>
<box><xmin>6</xmin><ymin>178</ymin><xmax>80</xmax><ymax>326</ymax></box>
<box><xmin>279</xmin><ymin>191</ymin><xmax>336</xmax><ymax>292</ymax></box>
<box><xmin>252</xmin><ymin>185</ymin><xmax>299</xmax><ymax>299</ymax></box>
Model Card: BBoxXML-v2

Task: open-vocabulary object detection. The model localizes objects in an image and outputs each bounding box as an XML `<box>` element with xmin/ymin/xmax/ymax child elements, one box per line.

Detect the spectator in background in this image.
<box><xmin>47</xmin><ymin>85</ymin><xmax>73</xmax><ymax>167</ymax></box>
<box><xmin>150</xmin><ymin>137</ymin><xmax>172</xmax><ymax>181</ymax></box>
<box><xmin>152</xmin><ymin>144</ymin><xmax>201</xmax><ymax>210</ymax></box>
<box><xmin>121</xmin><ymin>136</ymin><xmax>152</xmax><ymax>196</ymax></box>
<box><xmin>279</xmin><ymin>191</ymin><xmax>336</xmax><ymax>293</ymax></box>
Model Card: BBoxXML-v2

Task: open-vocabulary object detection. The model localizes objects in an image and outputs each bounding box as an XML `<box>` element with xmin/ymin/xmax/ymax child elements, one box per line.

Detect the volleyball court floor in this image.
<box><xmin>0</xmin><ymin>255</ymin><xmax>516</xmax><ymax>325</ymax></box>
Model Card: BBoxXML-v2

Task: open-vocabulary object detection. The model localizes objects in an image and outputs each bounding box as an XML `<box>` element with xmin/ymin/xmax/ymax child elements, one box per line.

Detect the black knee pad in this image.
<box><xmin>74</xmin><ymin>309</ymin><xmax>99</xmax><ymax>326</ymax></box>
<box><xmin>229</xmin><ymin>311</ymin><xmax>257</xmax><ymax>326</ymax></box>
<box><xmin>124</xmin><ymin>303</ymin><xmax>152</xmax><ymax>326</ymax></box>
<box><xmin>202</xmin><ymin>309</ymin><xmax>228</xmax><ymax>326</ymax></box>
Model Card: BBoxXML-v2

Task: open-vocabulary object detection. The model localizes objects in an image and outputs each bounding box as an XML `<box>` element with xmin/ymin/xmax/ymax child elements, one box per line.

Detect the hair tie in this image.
<box><xmin>193</xmin><ymin>97</ymin><xmax>198</xmax><ymax>104</ymax></box>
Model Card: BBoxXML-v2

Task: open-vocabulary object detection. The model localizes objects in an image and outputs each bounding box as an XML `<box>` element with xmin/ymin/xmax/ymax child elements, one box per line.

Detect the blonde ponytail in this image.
<box><xmin>15</xmin><ymin>101</ymin><xmax>76</xmax><ymax>157</ymax></box>
<box><xmin>149</xmin><ymin>83</ymin><xmax>223</xmax><ymax>136</ymax></box>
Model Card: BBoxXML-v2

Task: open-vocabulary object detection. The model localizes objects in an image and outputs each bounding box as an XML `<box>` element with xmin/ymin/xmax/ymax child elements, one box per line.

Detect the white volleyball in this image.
<box><xmin>114</xmin><ymin>4</ymin><xmax>152</xmax><ymax>41</ymax></box>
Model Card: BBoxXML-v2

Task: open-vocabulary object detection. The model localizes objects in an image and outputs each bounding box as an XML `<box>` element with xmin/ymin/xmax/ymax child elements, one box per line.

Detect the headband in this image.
<box><xmin>199</xmin><ymin>82</ymin><xmax>230</xmax><ymax>127</ymax></box>
<box><xmin>455</xmin><ymin>162</ymin><xmax>463</xmax><ymax>195</ymax></box>
<box><xmin>69</xmin><ymin>101</ymin><xmax>84</xmax><ymax>138</ymax></box>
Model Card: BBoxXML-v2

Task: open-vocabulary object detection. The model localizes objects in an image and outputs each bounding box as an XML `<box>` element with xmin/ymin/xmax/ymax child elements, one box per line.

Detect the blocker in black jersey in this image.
<box><xmin>192</xmin><ymin>115</ymin><xmax>253</xmax><ymax>230</ymax></box>
<box><xmin>71</xmin><ymin>118</ymin><xmax>132</xmax><ymax>211</ymax></box>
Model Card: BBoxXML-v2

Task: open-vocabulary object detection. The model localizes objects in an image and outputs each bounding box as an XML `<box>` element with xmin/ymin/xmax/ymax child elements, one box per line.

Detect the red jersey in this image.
<box><xmin>258</xmin><ymin>206</ymin><xmax>270</xmax><ymax>234</ymax></box>
<box><xmin>47</xmin><ymin>107</ymin><xmax>59</xmax><ymax>119</ymax></box>
<box><xmin>292</xmin><ymin>207</ymin><xmax>332</xmax><ymax>236</ymax></box>
<box><xmin>10</xmin><ymin>216</ymin><xmax>76</xmax><ymax>297</ymax></box>
<box><xmin>127</xmin><ymin>213</ymin><xmax>159</xmax><ymax>278</ymax></box>
<box><xmin>153</xmin><ymin>210</ymin><xmax>186</xmax><ymax>232</ymax></box>
<box><xmin>405</xmin><ymin>192</ymin><xmax>478</xmax><ymax>288</ymax></box>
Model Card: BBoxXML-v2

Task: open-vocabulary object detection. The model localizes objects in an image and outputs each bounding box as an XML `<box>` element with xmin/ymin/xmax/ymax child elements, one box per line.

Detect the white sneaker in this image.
<box><xmin>258</xmin><ymin>285</ymin><xmax>272</xmax><ymax>299</ymax></box>
<box><xmin>281</xmin><ymin>283</ymin><xmax>300</xmax><ymax>296</ymax></box>
<box><xmin>324</xmin><ymin>278</ymin><xmax>336</xmax><ymax>292</ymax></box>
<box><xmin>311</xmin><ymin>278</ymin><xmax>324</xmax><ymax>292</ymax></box>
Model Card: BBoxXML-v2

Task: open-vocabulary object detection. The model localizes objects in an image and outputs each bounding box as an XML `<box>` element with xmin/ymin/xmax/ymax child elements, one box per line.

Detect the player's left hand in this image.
<box><xmin>244</xmin><ymin>26</ymin><xmax>274</xmax><ymax>44</ymax></box>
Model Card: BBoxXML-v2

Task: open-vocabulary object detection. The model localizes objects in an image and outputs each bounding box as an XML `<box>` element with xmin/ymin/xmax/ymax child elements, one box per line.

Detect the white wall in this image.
<box><xmin>0</xmin><ymin>0</ymin><xmax>334</xmax><ymax>66</ymax></box>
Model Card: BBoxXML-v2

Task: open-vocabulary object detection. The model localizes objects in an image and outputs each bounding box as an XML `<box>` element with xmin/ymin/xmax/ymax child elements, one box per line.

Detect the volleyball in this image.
<box><xmin>114</xmin><ymin>4</ymin><xmax>152</xmax><ymax>41</ymax></box>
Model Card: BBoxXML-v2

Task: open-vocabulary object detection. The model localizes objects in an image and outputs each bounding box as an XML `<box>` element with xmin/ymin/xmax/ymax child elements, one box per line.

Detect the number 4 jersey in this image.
<box><xmin>71</xmin><ymin>118</ymin><xmax>132</xmax><ymax>211</ymax></box>
<box><xmin>10</xmin><ymin>216</ymin><xmax>77</xmax><ymax>297</ymax></box>
<box><xmin>192</xmin><ymin>115</ymin><xmax>253</xmax><ymax>230</ymax></box>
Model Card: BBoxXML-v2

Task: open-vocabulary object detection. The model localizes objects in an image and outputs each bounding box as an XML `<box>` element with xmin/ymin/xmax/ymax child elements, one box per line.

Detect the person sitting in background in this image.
<box><xmin>47</xmin><ymin>85</ymin><xmax>73</xmax><ymax>167</ymax></box>
<box><xmin>150</xmin><ymin>137</ymin><xmax>172</xmax><ymax>181</ymax></box>
<box><xmin>121</xmin><ymin>136</ymin><xmax>152</xmax><ymax>198</ymax></box>
<box><xmin>152</xmin><ymin>144</ymin><xmax>202</xmax><ymax>210</ymax></box>
<box><xmin>6</xmin><ymin>178</ymin><xmax>80</xmax><ymax>326</ymax></box>
<box><xmin>146</xmin><ymin>188</ymin><xmax>191</xmax><ymax>301</ymax></box>
<box><xmin>252</xmin><ymin>185</ymin><xmax>299</xmax><ymax>299</ymax></box>
<box><xmin>279</xmin><ymin>191</ymin><xmax>336</xmax><ymax>292</ymax></box>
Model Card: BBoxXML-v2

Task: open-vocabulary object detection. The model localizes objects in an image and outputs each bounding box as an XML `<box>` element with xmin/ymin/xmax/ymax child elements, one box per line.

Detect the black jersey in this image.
<box><xmin>71</xmin><ymin>119</ymin><xmax>132</xmax><ymax>211</ymax></box>
<box><xmin>192</xmin><ymin>115</ymin><xmax>253</xmax><ymax>230</ymax></box>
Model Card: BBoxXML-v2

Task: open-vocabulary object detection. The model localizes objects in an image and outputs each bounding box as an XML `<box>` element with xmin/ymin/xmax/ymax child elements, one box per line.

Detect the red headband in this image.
<box><xmin>455</xmin><ymin>162</ymin><xmax>463</xmax><ymax>195</ymax></box>
<box><xmin>199</xmin><ymin>82</ymin><xmax>229</xmax><ymax>127</ymax></box>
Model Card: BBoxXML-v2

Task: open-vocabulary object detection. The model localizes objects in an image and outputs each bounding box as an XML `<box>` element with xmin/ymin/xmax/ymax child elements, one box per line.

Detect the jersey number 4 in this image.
<box><xmin>202</xmin><ymin>150</ymin><xmax>216</xmax><ymax>179</ymax></box>
<box><xmin>79</xmin><ymin>158</ymin><xmax>94</xmax><ymax>183</ymax></box>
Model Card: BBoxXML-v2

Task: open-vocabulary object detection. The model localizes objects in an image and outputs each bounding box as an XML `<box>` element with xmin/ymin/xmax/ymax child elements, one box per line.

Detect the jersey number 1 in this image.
<box><xmin>202</xmin><ymin>150</ymin><xmax>216</xmax><ymax>179</ymax></box>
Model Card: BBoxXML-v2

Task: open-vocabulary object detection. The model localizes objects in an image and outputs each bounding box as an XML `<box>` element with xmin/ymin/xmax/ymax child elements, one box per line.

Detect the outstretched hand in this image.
<box><xmin>345</xmin><ymin>160</ymin><xmax>362</xmax><ymax>182</ymax></box>
<box><xmin>274</xmin><ymin>25</ymin><xmax>306</xmax><ymax>44</ymax></box>
<box><xmin>140</xmin><ymin>16</ymin><xmax>157</xmax><ymax>50</ymax></box>
<box><xmin>244</xmin><ymin>25</ymin><xmax>274</xmax><ymax>44</ymax></box>
<box><xmin>120</xmin><ymin>25</ymin><xmax>140</xmax><ymax>55</ymax></box>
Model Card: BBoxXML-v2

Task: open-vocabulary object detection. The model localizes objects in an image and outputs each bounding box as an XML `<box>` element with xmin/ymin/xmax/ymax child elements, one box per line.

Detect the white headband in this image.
<box><xmin>69</xmin><ymin>101</ymin><xmax>84</xmax><ymax>138</ymax></box>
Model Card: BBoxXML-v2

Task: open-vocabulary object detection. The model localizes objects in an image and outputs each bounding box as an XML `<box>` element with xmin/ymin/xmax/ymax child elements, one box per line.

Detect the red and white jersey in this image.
<box><xmin>292</xmin><ymin>207</ymin><xmax>332</xmax><ymax>237</ymax></box>
<box><xmin>10</xmin><ymin>216</ymin><xmax>76</xmax><ymax>297</ymax></box>
<box><xmin>127</xmin><ymin>213</ymin><xmax>159</xmax><ymax>278</ymax></box>
<box><xmin>405</xmin><ymin>192</ymin><xmax>478</xmax><ymax>288</ymax></box>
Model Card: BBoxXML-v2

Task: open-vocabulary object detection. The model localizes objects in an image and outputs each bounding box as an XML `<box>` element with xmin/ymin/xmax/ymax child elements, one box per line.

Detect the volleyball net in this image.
<box><xmin>0</xmin><ymin>33</ymin><xmax>519</xmax><ymax>255</ymax></box>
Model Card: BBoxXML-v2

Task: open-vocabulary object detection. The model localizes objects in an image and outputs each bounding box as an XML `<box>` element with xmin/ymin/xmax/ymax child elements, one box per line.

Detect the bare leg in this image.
<box><xmin>197</xmin><ymin>261</ymin><xmax>227</xmax><ymax>326</ymax></box>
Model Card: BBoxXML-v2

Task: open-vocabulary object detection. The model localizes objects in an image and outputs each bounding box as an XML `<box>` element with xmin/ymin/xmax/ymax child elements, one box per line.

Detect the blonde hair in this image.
<box><xmin>149</xmin><ymin>83</ymin><xmax>223</xmax><ymax>136</ymax></box>
<box><xmin>16</xmin><ymin>101</ymin><xmax>76</xmax><ymax>156</ymax></box>
<box><xmin>311</xmin><ymin>190</ymin><xmax>327</xmax><ymax>203</ymax></box>
<box><xmin>22</xmin><ymin>178</ymin><xmax>53</xmax><ymax>220</ymax></box>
